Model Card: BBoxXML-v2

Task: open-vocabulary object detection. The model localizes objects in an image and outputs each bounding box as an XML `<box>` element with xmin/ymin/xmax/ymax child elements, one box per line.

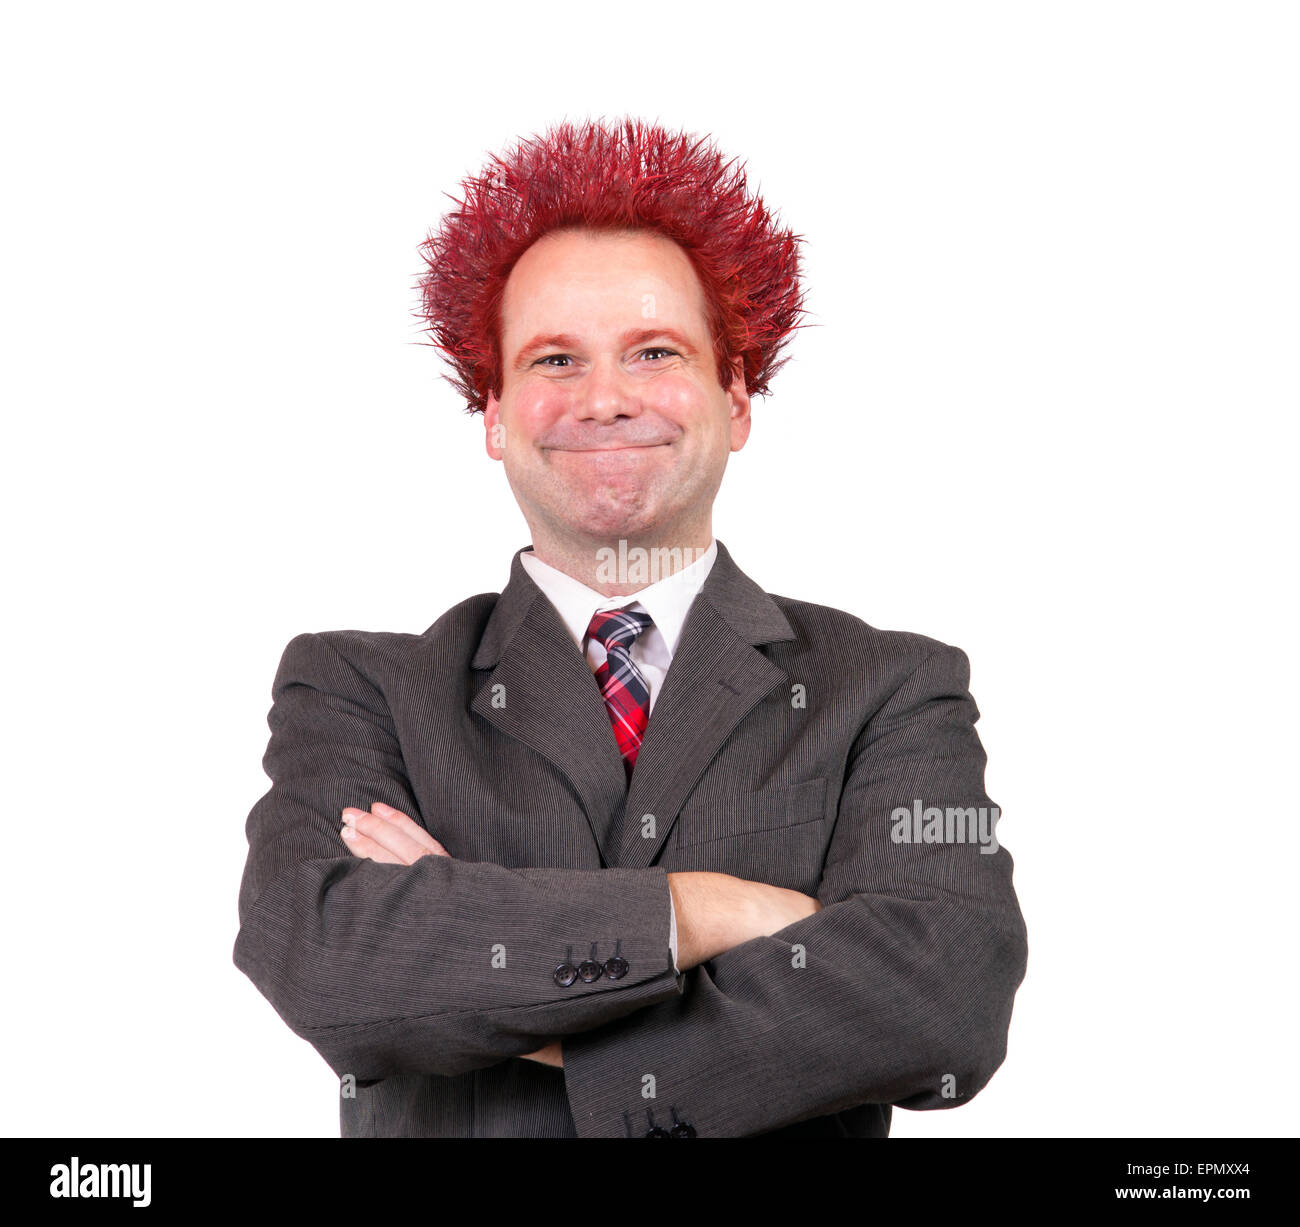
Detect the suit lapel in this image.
<box><xmin>613</xmin><ymin>540</ymin><xmax>795</xmax><ymax>867</ymax></box>
<box><xmin>468</xmin><ymin>540</ymin><xmax>796</xmax><ymax>869</ymax></box>
<box><xmin>469</xmin><ymin>548</ymin><xmax>629</xmax><ymax>861</ymax></box>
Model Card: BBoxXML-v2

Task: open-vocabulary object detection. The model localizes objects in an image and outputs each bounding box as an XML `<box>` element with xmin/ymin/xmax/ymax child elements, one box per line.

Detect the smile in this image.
<box><xmin>553</xmin><ymin>443</ymin><xmax>672</xmax><ymax>453</ymax></box>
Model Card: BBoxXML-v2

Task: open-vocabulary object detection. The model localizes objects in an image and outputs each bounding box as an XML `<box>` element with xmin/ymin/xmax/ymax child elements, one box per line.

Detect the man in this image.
<box><xmin>233</xmin><ymin>117</ymin><xmax>1028</xmax><ymax>1138</ymax></box>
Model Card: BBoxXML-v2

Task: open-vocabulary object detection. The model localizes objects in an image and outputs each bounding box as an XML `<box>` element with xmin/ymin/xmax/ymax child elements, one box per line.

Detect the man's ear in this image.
<box><xmin>726</xmin><ymin>358</ymin><xmax>752</xmax><ymax>452</ymax></box>
<box><xmin>484</xmin><ymin>394</ymin><xmax>506</xmax><ymax>460</ymax></box>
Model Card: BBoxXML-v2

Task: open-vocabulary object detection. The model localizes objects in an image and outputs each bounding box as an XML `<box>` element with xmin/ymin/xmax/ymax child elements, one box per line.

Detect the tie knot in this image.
<box><xmin>586</xmin><ymin>607</ymin><xmax>653</xmax><ymax>653</ymax></box>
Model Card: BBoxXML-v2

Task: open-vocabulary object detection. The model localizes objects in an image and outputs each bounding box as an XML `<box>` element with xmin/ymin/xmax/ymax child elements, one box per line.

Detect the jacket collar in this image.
<box><xmin>471</xmin><ymin>538</ymin><xmax>792</xmax><ymax>669</ymax></box>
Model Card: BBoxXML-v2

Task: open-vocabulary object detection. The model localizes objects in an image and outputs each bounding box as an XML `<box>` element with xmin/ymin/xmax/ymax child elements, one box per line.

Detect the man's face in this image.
<box><xmin>484</xmin><ymin>227</ymin><xmax>750</xmax><ymax>551</ymax></box>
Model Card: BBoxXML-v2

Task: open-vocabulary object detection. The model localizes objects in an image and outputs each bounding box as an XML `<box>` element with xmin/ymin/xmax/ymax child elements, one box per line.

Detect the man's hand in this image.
<box><xmin>520</xmin><ymin>1040</ymin><xmax>563</xmax><ymax>1068</ymax></box>
<box><xmin>340</xmin><ymin>802</ymin><xmax>449</xmax><ymax>863</ymax></box>
<box><xmin>339</xmin><ymin>802</ymin><xmax>560</xmax><ymax>1067</ymax></box>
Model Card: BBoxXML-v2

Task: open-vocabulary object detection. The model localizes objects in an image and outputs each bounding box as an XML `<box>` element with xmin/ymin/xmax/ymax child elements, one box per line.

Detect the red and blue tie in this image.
<box><xmin>586</xmin><ymin>607</ymin><xmax>654</xmax><ymax>778</ymax></box>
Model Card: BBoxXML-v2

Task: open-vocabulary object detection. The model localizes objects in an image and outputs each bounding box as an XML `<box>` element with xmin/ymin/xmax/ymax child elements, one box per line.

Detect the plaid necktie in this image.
<box><xmin>586</xmin><ymin>607</ymin><xmax>654</xmax><ymax>778</ymax></box>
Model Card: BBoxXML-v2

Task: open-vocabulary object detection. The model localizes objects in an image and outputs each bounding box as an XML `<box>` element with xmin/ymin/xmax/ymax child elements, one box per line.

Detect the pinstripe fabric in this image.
<box><xmin>233</xmin><ymin>540</ymin><xmax>1027</xmax><ymax>1137</ymax></box>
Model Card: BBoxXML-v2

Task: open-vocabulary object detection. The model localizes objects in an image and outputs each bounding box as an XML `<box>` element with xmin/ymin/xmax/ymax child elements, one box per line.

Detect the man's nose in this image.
<box><xmin>571</xmin><ymin>357</ymin><xmax>640</xmax><ymax>423</ymax></box>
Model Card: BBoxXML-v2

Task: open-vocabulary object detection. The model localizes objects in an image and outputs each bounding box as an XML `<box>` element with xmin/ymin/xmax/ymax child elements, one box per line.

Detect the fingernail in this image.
<box><xmin>342</xmin><ymin>809</ymin><xmax>357</xmax><ymax>825</ymax></box>
<box><xmin>341</xmin><ymin>826</ymin><xmax>355</xmax><ymax>839</ymax></box>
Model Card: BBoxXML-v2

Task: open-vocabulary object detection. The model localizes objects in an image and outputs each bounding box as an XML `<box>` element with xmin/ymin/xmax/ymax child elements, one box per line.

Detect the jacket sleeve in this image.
<box><xmin>558</xmin><ymin>643</ymin><xmax>1029</xmax><ymax>1137</ymax></box>
<box><xmin>233</xmin><ymin>632</ymin><xmax>683</xmax><ymax>1082</ymax></box>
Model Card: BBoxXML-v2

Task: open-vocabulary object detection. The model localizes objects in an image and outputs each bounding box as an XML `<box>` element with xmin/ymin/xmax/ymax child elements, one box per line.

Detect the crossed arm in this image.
<box><xmin>336</xmin><ymin>801</ymin><xmax>823</xmax><ymax>1067</ymax></box>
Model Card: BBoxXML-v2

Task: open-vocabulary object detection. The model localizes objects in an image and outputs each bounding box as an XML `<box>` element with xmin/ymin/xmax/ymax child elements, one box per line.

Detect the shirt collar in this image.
<box><xmin>520</xmin><ymin>539</ymin><xmax>718</xmax><ymax>657</ymax></box>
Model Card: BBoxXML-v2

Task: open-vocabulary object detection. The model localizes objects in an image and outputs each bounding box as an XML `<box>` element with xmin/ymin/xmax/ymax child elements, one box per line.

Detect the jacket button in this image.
<box><xmin>670</xmin><ymin>1123</ymin><xmax>697</xmax><ymax>1138</ymax></box>
<box><xmin>553</xmin><ymin>962</ymin><xmax>578</xmax><ymax>987</ymax></box>
<box><xmin>603</xmin><ymin>955</ymin><xmax>629</xmax><ymax>980</ymax></box>
<box><xmin>577</xmin><ymin>959</ymin><xmax>603</xmax><ymax>983</ymax></box>
<box><xmin>645</xmin><ymin>1126</ymin><xmax>672</xmax><ymax>1138</ymax></box>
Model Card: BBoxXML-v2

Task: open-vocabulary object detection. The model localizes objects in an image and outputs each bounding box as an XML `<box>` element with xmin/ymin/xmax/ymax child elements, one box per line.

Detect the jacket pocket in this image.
<box><xmin>673</xmin><ymin>777</ymin><xmax>828</xmax><ymax>848</ymax></box>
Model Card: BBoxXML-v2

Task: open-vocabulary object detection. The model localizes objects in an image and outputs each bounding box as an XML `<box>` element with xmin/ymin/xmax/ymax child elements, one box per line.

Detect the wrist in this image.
<box><xmin>667</xmin><ymin>871</ymin><xmax>745</xmax><ymax>968</ymax></box>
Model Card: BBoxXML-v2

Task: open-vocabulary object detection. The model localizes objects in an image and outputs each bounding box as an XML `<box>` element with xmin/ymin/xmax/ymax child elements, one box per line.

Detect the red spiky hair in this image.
<box><xmin>417</xmin><ymin>116</ymin><xmax>807</xmax><ymax>414</ymax></box>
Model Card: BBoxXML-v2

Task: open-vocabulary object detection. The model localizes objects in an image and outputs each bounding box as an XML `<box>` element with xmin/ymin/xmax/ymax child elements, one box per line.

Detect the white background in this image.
<box><xmin>3</xmin><ymin>0</ymin><xmax>1295</xmax><ymax>1137</ymax></box>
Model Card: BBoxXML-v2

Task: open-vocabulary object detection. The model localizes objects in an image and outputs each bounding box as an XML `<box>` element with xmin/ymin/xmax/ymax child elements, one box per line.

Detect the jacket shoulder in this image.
<box><xmin>766</xmin><ymin>592</ymin><xmax>971</xmax><ymax>691</ymax></box>
<box><xmin>274</xmin><ymin>591</ymin><xmax>501</xmax><ymax>681</ymax></box>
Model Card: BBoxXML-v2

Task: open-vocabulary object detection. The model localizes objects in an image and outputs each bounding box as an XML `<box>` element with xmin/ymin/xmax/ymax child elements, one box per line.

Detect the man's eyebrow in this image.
<box><xmin>621</xmin><ymin>327</ymin><xmax>696</xmax><ymax>353</ymax></box>
<box><xmin>511</xmin><ymin>327</ymin><xmax>698</xmax><ymax>368</ymax></box>
<box><xmin>512</xmin><ymin>333</ymin><xmax>582</xmax><ymax>367</ymax></box>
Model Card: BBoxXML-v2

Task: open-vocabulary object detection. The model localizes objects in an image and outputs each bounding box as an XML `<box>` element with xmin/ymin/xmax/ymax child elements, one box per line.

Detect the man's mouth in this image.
<box><xmin>564</xmin><ymin>444</ymin><xmax>667</xmax><ymax>451</ymax></box>
<box><xmin>549</xmin><ymin>442</ymin><xmax>673</xmax><ymax>454</ymax></box>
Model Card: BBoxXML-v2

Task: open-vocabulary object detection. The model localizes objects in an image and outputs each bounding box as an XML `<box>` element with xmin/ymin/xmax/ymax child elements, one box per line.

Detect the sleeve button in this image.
<box><xmin>603</xmin><ymin>951</ymin><xmax>629</xmax><ymax>982</ymax></box>
<box><xmin>577</xmin><ymin>959</ymin><xmax>603</xmax><ymax>983</ymax></box>
<box><xmin>603</xmin><ymin>955</ymin><xmax>630</xmax><ymax>980</ymax></box>
<box><xmin>553</xmin><ymin>962</ymin><xmax>578</xmax><ymax>987</ymax></box>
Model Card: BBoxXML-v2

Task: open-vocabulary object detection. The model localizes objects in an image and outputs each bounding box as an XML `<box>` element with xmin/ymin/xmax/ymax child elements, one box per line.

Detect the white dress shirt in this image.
<box><xmin>519</xmin><ymin>539</ymin><xmax>718</xmax><ymax>974</ymax></box>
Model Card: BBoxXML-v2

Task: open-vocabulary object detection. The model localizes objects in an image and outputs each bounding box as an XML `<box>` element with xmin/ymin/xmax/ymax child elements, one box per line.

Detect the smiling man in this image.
<box><xmin>233</xmin><ymin>117</ymin><xmax>1028</xmax><ymax>1138</ymax></box>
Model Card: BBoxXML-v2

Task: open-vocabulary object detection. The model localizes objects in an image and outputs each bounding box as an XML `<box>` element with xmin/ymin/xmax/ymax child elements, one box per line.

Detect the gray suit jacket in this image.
<box><xmin>233</xmin><ymin>540</ymin><xmax>1027</xmax><ymax>1137</ymax></box>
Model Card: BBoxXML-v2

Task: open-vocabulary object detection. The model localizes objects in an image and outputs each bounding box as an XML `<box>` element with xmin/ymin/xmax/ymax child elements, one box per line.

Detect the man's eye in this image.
<box><xmin>639</xmin><ymin>347</ymin><xmax>678</xmax><ymax>361</ymax></box>
<box><xmin>535</xmin><ymin>354</ymin><xmax>571</xmax><ymax>367</ymax></box>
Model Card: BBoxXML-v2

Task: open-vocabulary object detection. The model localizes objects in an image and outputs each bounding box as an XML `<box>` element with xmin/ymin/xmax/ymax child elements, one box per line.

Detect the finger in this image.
<box><xmin>342</xmin><ymin>807</ymin><xmax>433</xmax><ymax>864</ymax></box>
<box><xmin>339</xmin><ymin>824</ymin><xmax>404</xmax><ymax>864</ymax></box>
<box><xmin>370</xmin><ymin>802</ymin><xmax>450</xmax><ymax>857</ymax></box>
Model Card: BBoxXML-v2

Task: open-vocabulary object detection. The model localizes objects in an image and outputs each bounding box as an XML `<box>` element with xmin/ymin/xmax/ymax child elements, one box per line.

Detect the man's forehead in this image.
<box><xmin>499</xmin><ymin>229</ymin><xmax>711</xmax><ymax>347</ymax></box>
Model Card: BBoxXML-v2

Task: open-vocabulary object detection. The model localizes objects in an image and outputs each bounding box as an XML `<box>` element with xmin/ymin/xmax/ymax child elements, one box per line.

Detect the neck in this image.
<box><xmin>526</xmin><ymin>521</ymin><xmax>714</xmax><ymax>597</ymax></box>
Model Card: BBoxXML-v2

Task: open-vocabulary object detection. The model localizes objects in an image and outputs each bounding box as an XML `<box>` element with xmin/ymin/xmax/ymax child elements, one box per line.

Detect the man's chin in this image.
<box><xmin>549</xmin><ymin>497</ymin><xmax>673</xmax><ymax>546</ymax></box>
<box><xmin>573</xmin><ymin>512</ymin><xmax>661</xmax><ymax>543</ymax></box>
